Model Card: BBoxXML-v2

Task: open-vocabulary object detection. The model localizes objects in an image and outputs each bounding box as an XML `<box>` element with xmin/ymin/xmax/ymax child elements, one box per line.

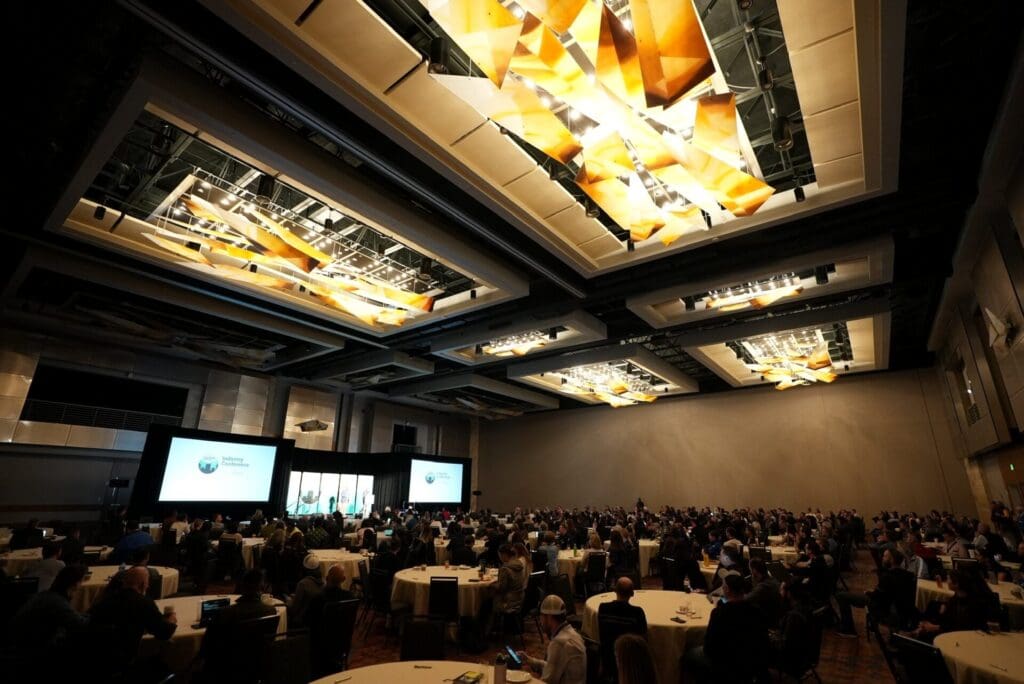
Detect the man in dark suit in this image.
<box><xmin>597</xmin><ymin>577</ymin><xmax>647</xmax><ymax>681</ymax></box>
<box><xmin>747</xmin><ymin>559</ymin><xmax>783</xmax><ymax>627</ymax></box>
<box><xmin>684</xmin><ymin>574</ymin><xmax>770</xmax><ymax>682</ymax></box>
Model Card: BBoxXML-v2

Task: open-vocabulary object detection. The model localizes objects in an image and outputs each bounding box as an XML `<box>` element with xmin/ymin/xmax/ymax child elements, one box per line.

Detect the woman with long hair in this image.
<box><xmin>615</xmin><ymin>633</ymin><xmax>659</xmax><ymax>684</ymax></box>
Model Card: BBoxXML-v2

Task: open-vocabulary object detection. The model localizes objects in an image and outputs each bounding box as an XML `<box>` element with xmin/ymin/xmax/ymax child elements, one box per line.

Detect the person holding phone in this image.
<box><xmin>517</xmin><ymin>595</ymin><xmax>586</xmax><ymax>684</ymax></box>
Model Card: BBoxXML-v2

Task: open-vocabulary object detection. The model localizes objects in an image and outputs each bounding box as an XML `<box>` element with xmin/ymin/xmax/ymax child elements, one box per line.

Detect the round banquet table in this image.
<box><xmin>391</xmin><ymin>566</ymin><xmax>496</xmax><ymax>617</ymax></box>
<box><xmin>0</xmin><ymin>546</ymin><xmax>113</xmax><ymax>576</ymax></box>
<box><xmin>211</xmin><ymin>537</ymin><xmax>265</xmax><ymax>569</ymax></box>
<box><xmin>140</xmin><ymin>594</ymin><xmax>287</xmax><ymax>673</ymax></box>
<box><xmin>638</xmin><ymin>539</ymin><xmax>659</xmax><ymax>577</ymax></box>
<box><xmin>72</xmin><ymin>565</ymin><xmax>179</xmax><ymax>612</ymax></box>
<box><xmin>937</xmin><ymin>554</ymin><xmax>1021</xmax><ymax>573</ymax></box>
<box><xmin>934</xmin><ymin>631</ymin><xmax>1024</xmax><ymax>684</ymax></box>
<box><xmin>583</xmin><ymin>589</ymin><xmax>712</xmax><ymax>684</ymax></box>
<box><xmin>557</xmin><ymin>550</ymin><xmax>585</xmax><ymax>593</ymax></box>
<box><xmin>434</xmin><ymin>539</ymin><xmax>486</xmax><ymax>566</ymax></box>
<box><xmin>310</xmin><ymin>660</ymin><xmax>540</xmax><ymax>684</ymax></box>
<box><xmin>915</xmin><ymin>579</ymin><xmax>1024</xmax><ymax>631</ymax></box>
<box><xmin>311</xmin><ymin>549</ymin><xmax>368</xmax><ymax>588</ymax></box>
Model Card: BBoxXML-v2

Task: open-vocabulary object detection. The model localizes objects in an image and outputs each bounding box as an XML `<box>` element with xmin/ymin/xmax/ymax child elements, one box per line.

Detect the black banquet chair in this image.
<box><xmin>312</xmin><ymin>598</ymin><xmax>360</xmax><ymax>677</ymax></box>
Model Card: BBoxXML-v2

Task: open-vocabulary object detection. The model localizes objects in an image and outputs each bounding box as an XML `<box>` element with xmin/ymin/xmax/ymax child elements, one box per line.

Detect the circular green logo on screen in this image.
<box><xmin>198</xmin><ymin>456</ymin><xmax>220</xmax><ymax>474</ymax></box>
<box><xmin>425</xmin><ymin>472</ymin><xmax>435</xmax><ymax>484</ymax></box>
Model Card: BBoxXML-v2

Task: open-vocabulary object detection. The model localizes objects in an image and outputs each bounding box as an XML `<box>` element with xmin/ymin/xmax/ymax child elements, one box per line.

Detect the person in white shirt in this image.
<box><xmin>517</xmin><ymin>595</ymin><xmax>586</xmax><ymax>684</ymax></box>
<box><xmin>29</xmin><ymin>542</ymin><xmax>66</xmax><ymax>592</ymax></box>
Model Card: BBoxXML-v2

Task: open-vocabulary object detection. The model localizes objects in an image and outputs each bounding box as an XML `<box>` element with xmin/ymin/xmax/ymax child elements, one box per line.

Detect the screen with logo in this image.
<box><xmin>407</xmin><ymin>458</ymin><xmax>464</xmax><ymax>503</ymax></box>
<box><xmin>157</xmin><ymin>436</ymin><xmax>278</xmax><ymax>502</ymax></box>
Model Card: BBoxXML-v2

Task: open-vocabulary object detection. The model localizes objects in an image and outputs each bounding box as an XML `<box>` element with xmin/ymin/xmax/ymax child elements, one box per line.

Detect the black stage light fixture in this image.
<box><xmin>419</xmin><ymin>257</ymin><xmax>433</xmax><ymax>276</ymax></box>
<box><xmin>773</xmin><ymin>115</ymin><xmax>794</xmax><ymax>151</ymax></box>
<box><xmin>844</xmin><ymin>364</ymin><xmax>850</xmax><ymax>372</ymax></box>
<box><xmin>682</xmin><ymin>296</ymin><xmax>696</xmax><ymax>311</ymax></box>
<box><xmin>814</xmin><ymin>265</ymin><xmax>829</xmax><ymax>285</ymax></box>
<box><xmin>758</xmin><ymin>66</ymin><xmax>774</xmax><ymax>91</ymax></box>
<box><xmin>324</xmin><ymin>217</ymin><xmax>334</xmax><ymax>232</ymax></box>
<box><xmin>548</xmin><ymin>328</ymin><xmax>558</xmax><ymax>340</ymax></box>
<box><xmin>737</xmin><ymin>0</ymin><xmax>753</xmax><ymax>9</ymax></box>
<box><xmin>627</xmin><ymin>240</ymin><xmax>635</xmax><ymax>252</ymax></box>
<box><xmin>794</xmin><ymin>185</ymin><xmax>805</xmax><ymax>202</ymax></box>
<box><xmin>703</xmin><ymin>211</ymin><xmax>713</xmax><ymax>229</ymax></box>
<box><xmin>585</xmin><ymin>200</ymin><xmax>600</xmax><ymax>218</ymax></box>
<box><xmin>470</xmin><ymin>289</ymin><xmax>477</xmax><ymax>299</ymax></box>
<box><xmin>475</xmin><ymin>344</ymin><xmax>483</xmax><ymax>355</ymax></box>
<box><xmin>94</xmin><ymin>205</ymin><xmax>106</xmax><ymax>220</ymax></box>
<box><xmin>257</xmin><ymin>174</ymin><xmax>275</xmax><ymax>203</ymax></box>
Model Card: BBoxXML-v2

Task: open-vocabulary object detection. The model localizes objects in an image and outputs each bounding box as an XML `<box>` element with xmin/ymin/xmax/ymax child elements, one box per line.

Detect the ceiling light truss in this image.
<box><xmin>726</xmin><ymin>321</ymin><xmax>852</xmax><ymax>390</ymax></box>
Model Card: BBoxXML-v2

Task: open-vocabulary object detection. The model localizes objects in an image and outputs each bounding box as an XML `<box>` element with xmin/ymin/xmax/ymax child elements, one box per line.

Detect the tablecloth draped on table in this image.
<box><xmin>391</xmin><ymin>566</ymin><xmax>496</xmax><ymax>617</ymax></box>
<box><xmin>934</xmin><ymin>631</ymin><xmax>1024</xmax><ymax>684</ymax></box>
<box><xmin>71</xmin><ymin>565</ymin><xmax>179</xmax><ymax>612</ymax></box>
<box><xmin>916</xmin><ymin>579</ymin><xmax>1024</xmax><ymax>631</ymax></box>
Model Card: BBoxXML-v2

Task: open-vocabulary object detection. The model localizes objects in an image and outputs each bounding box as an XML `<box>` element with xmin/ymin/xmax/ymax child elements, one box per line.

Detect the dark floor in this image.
<box><xmin>212</xmin><ymin>549</ymin><xmax>894</xmax><ymax>682</ymax></box>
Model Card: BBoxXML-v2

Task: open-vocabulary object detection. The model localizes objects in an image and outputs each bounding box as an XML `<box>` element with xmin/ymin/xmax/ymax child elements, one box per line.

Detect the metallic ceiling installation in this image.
<box><xmin>554</xmin><ymin>360</ymin><xmax>663</xmax><ymax>407</ymax></box>
<box><xmin>703</xmin><ymin>273</ymin><xmax>803</xmax><ymax>312</ymax></box>
<box><xmin>481</xmin><ymin>329</ymin><xmax>552</xmax><ymax>356</ymax></box>
<box><xmin>426</xmin><ymin>0</ymin><xmax>775</xmax><ymax>245</ymax></box>
<box><xmin>739</xmin><ymin>327</ymin><xmax>840</xmax><ymax>390</ymax></box>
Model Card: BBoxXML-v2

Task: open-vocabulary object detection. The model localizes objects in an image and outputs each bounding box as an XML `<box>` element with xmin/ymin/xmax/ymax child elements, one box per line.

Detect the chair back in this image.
<box><xmin>268</xmin><ymin>630</ymin><xmax>311</xmax><ymax>684</ymax></box>
<box><xmin>748</xmin><ymin>546</ymin><xmax>772</xmax><ymax>562</ymax></box>
<box><xmin>523</xmin><ymin>571</ymin><xmax>546</xmax><ymax>615</ymax></box>
<box><xmin>597</xmin><ymin>611</ymin><xmax>646</xmax><ymax>680</ymax></box>
<box><xmin>548</xmin><ymin>574</ymin><xmax>577</xmax><ymax>616</ymax></box>
<box><xmin>582</xmin><ymin>635</ymin><xmax>601</xmax><ymax>684</ymax></box>
<box><xmin>362</xmin><ymin>529</ymin><xmax>377</xmax><ymax>550</ymax></box>
<box><xmin>368</xmin><ymin>569</ymin><xmax>393</xmax><ymax>612</ymax></box>
<box><xmin>399</xmin><ymin>617</ymin><xmax>445</xmax><ymax>661</ymax></box>
<box><xmin>766</xmin><ymin>560</ymin><xmax>789</xmax><ymax>583</ymax></box>
<box><xmin>585</xmin><ymin>552</ymin><xmax>607</xmax><ymax>579</ymax></box>
<box><xmin>532</xmin><ymin>550</ymin><xmax>549</xmax><ymax>573</ymax></box>
<box><xmin>661</xmin><ymin>557</ymin><xmax>682</xmax><ymax>590</ymax></box>
<box><xmin>318</xmin><ymin>598</ymin><xmax>360</xmax><ymax>673</ymax></box>
<box><xmin>200</xmin><ymin>612</ymin><xmax>280</xmax><ymax>682</ymax></box>
<box><xmin>891</xmin><ymin>634</ymin><xmax>954</xmax><ymax>684</ymax></box>
<box><xmin>427</xmin><ymin>575</ymin><xmax>460</xmax><ymax>622</ymax></box>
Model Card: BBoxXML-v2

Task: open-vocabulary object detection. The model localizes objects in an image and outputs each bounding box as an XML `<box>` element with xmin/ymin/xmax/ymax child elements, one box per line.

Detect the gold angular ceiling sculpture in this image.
<box><xmin>555</xmin><ymin>361</ymin><xmax>661</xmax><ymax>406</ymax></box>
<box><xmin>125</xmin><ymin>182</ymin><xmax>439</xmax><ymax>329</ymax></box>
<box><xmin>425</xmin><ymin>0</ymin><xmax>774</xmax><ymax>246</ymax></box>
<box><xmin>741</xmin><ymin>329</ymin><xmax>840</xmax><ymax>390</ymax></box>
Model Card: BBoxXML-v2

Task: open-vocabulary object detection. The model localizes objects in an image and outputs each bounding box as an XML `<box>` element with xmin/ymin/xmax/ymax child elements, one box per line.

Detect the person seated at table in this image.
<box><xmin>598</xmin><ymin>577</ymin><xmax>647</xmax><ymax>634</ymax></box>
<box><xmin>9</xmin><ymin>565</ymin><xmax>89</xmax><ymax>656</ymax></box>
<box><xmin>374</xmin><ymin>539</ymin><xmax>401</xmax><ymax>578</ymax></box>
<box><xmin>789</xmin><ymin>541</ymin><xmax>830</xmax><ymax>605</ymax></box>
<box><xmin>88</xmin><ymin>566</ymin><xmax>177</xmax><ymax>664</ymax></box>
<box><xmin>113</xmin><ymin>548</ymin><xmax>163</xmax><ymax>600</ymax></box>
<box><xmin>943</xmin><ymin>526</ymin><xmax>971</xmax><ymax>558</ymax></box>
<box><xmin>899</xmin><ymin>540</ymin><xmax>930</xmax><ymax>580</ymax></box>
<box><xmin>58</xmin><ymin>525</ymin><xmax>85</xmax><ymax>566</ymax></box>
<box><xmin>614</xmin><ymin>633</ymin><xmax>658</xmax><ymax>684</ymax></box>
<box><xmin>607</xmin><ymin>529</ymin><xmax>631</xmax><ymax>574</ymax></box>
<box><xmin>404</xmin><ymin>523</ymin><xmax>436</xmax><ymax>567</ymax></box>
<box><xmin>491</xmin><ymin>544</ymin><xmax>527</xmax><ymax>617</ymax></box>
<box><xmin>513</xmin><ymin>541</ymin><xmax>533</xmax><ymax>575</ymax></box>
<box><xmin>26</xmin><ymin>540</ymin><xmax>65</xmax><ymax>592</ymax></box>
<box><xmin>218</xmin><ymin>519</ymin><xmax>244</xmax><ymax>546</ymax></box>
<box><xmin>835</xmin><ymin>548</ymin><xmax>916</xmax><ymax>637</ymax></box>
<box><xmin>10</xmin><ymin>518</ymin><xmax>45</xmax><ymax>551</ymax></box>
<box><xmin>772</xmin><ymin>579</ymin><xmax>816</xmax><ymax>678</ymax></box>
<box><xmin>746</xmin><ymin>559</ymin><xmax>782</xmax><ymax>628</ymax></box>
<box><xmin>974</xmin><ymin>546</ymin><xmax>1009</xmax><ymax>582</ymax></box>
<box><xmin>110</xmin><ymin>520</ymin><xmax>154</xmax><ymax>564</ymax></box>
<box><xmin>538</xmin><ymin>531</ymin><xmax>560</xmax><ymax>576</ymax></box>
<box><xmin>703</xmin><ymin>531</ymin><xmax>722</xmax><ymax>560</ymax></box>
<box><xmin>208</xmin><ymin>569</ymin><xmax>278</xmax><ymax>628</ymax></box>
<box><xmin>709</xmin><ymin>546</ymin><xmax>743</xmax><ymax>596</ymax></box>
<box><xmin>722</xmin><ymin>527</ymin><xmax>743</xmax><ymax>554</ymax></box>
<box><xmin>306</xmin><ymin>564</ymin><xmax>354</xmax><ymax>631</ymax></box>
<box><xmin>169</xmin><ymin>513</ymin><xmax>190</xmax><ymax>542</ymax></box>
<box><xmin>683</xmin><ymin>574</ymin><xmax>769</xmax><ymax>683</ymax></box>
<box><xmin>908</xmin><ymin>569</ymin><xmax>992</xmax><ymax>641</ymax></box>
<box><xmin>288</xmin><ymin>553</ymin><xmax>325</xmax><ymax>628</ymax></box>
<box><xmin>517</xmin><ymin>595</ymin><xmax>586</xmax><ymax>684</ymax></box>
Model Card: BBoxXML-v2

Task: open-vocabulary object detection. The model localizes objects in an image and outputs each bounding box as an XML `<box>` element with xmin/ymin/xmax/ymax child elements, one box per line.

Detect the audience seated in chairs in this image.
<box><xmin>7</xmin><ymin>565</ymin><xmax>88</xmax><ymax>662</ymax></box>
<box><xmin>537</xmin><ymin>531</ymin><xmax>560</xmax><ymax>576</ymax></box>
<box><xmin>908</xmin><ymin>568</ymin><xmax>995</xmax><ymax>641</ymax></box>
<box><xmin>835</xmin><ymin>547</ymin><xmax>916</xmax><ymax>637</ymax></box>
<box><xmin>746</xmin><ymin>559</ymin><xmax>783</xmax><ymax>628</ymax></box>
<box><xmin>25</xmin><ymin>540</ymin><xmax>65</xmax><ymax>592</ymax></box>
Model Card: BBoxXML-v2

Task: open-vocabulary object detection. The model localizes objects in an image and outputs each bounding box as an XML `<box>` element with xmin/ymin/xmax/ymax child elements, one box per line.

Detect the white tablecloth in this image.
<box><xmin>557</xmin><ymin>550</ymin><xmax>585</xmax><ymax>593</ymax></box>
<box><xmin>584</xmin><ymin>590</ymin><xmax>711</xmax><ymax>684</ymax></box>
<box><xmin>391</xmin><ymin>566</ymin><xmax>496</xmax><ymax>617</ymax></box>
<box><xmin>310</xmin><ymin>549</ymin><xmax>367</xmax><ymax>589</ymax></box>
<box><xmin>140</xmin><ymin>594</ymin><xmax>287</xmax><ymax>673</ymax></box>
<box><xmin>211</xmin><ymin>537</ymin><xmax>265</xmax><ymax>569</ymax></box>
<box><xmin>310</xmin><ymin>660</ymin><xmax>540</xmax><ymax>684</ymax></box>
<box><xmin>638</xmin><ymin>539</ymin><xmax>659</xmax><ymax>577</ymax></box>
<box><xmin>916</xmin><ymin>580</ymin><xmax>1024</xmax><ymax>630</ymax></box>
<box><xmin>934</xmin><ymin>631</ymin><xmax>1024</xmax><ymax>684</ymax></box>
<box><xmin>0</xmin><ymin>549</ymin><xmax>45</xmax><ymax>576</ymax></box>
<box><xmin>72</xmin><ymin>565</ymin><xmax>179</xmax><ymax>612</ymax></box>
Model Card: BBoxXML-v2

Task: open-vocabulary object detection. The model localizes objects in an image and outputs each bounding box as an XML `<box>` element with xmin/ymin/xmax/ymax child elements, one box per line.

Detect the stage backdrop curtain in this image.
<box><xmin>373</xmin><ymin>471</ymin><xmax>409</xmax><ymax>511</ymax></box>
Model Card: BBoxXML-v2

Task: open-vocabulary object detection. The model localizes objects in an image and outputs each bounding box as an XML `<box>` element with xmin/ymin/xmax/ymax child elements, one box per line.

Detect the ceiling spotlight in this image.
<box><xmin>814</xmin><ymin>265</ymin><xmax>829</xmax><ymax>285</ymax></box>
<box><xmin>475</xmin><ymin>344</ymin><xmax>483</xmax><ymax>355</ymax></box>
<box><xmin>758</xmin><ymin>66</ymin><xmax>774</xmax><ymax>91</ymax></box>
<box><xmin>683</xmin><ymin>296</ymin><xmax>696</xmax><ymax>312</ymax></box>
<box><xmin>773</xmin><ymin>115</ymin><xmax>794</xmax><ymax>151</ymax></box>
<box><xmin>93</xmin><ymin>205</ymin><xmax>106</xmax><ymax>221</ymax></box>
<box><xmin>325</xmin><ymin>217</ymin><xmax>334</xmax><ymax>232</ymax></box>
<box><xmin>470</xmin><ymin>289</ymin><xmax>477</xmax><ymax>300</ymax></box>
<box><xmin>419</xmin><ymin>257</ymin><xmax>433</xmax><ymax>276</ymax></box>
<box><xmin>256</xmin><ymin>174</ymin><xmax>275</xmax><ymax>203</ymax></box>
<box><xmin>428</xmin><ymin>37</ymin><xmax>449</xmax><ymax>74</ymax></box>
<box><xmin>794</xmin><ymin>185</ymin><xmax>806</xmax><ymax>202</ymax></box>
<box><xmin>627</xmin><ymin>240</ymin><xmax>635</xmax><ymax>252</ymax></box>
<box><xmin>844</xmin><ymin>364</ymin><xmax>850</xmax><ymax>372</ymax></box>
<box><xmin>549</xmin><ymin>328</ymin><xmax>558</xmax><ymax>341</ymax></box>
<box><xmin>737</xmin><ymin>0</ymin><xmax>753</xmax><ymax>9</ymax></box>
<box><xmin>585</xmin><ymin>201</ymin><xmax>600</xmax><ymax>218</ymax></box>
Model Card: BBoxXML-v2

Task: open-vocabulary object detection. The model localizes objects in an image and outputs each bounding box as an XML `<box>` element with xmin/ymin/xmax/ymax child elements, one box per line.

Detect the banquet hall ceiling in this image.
<box><xmin>6</xmin><ymin>1</ymin><xmax>1023</xmax><ymax>417</ymax></box>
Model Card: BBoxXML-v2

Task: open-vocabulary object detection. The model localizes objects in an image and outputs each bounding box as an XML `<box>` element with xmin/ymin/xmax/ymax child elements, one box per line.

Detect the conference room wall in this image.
<box><xmin>479</xmin><ymin>368</ymin><xmax>976</xmax><ymax>516</ymax></box>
